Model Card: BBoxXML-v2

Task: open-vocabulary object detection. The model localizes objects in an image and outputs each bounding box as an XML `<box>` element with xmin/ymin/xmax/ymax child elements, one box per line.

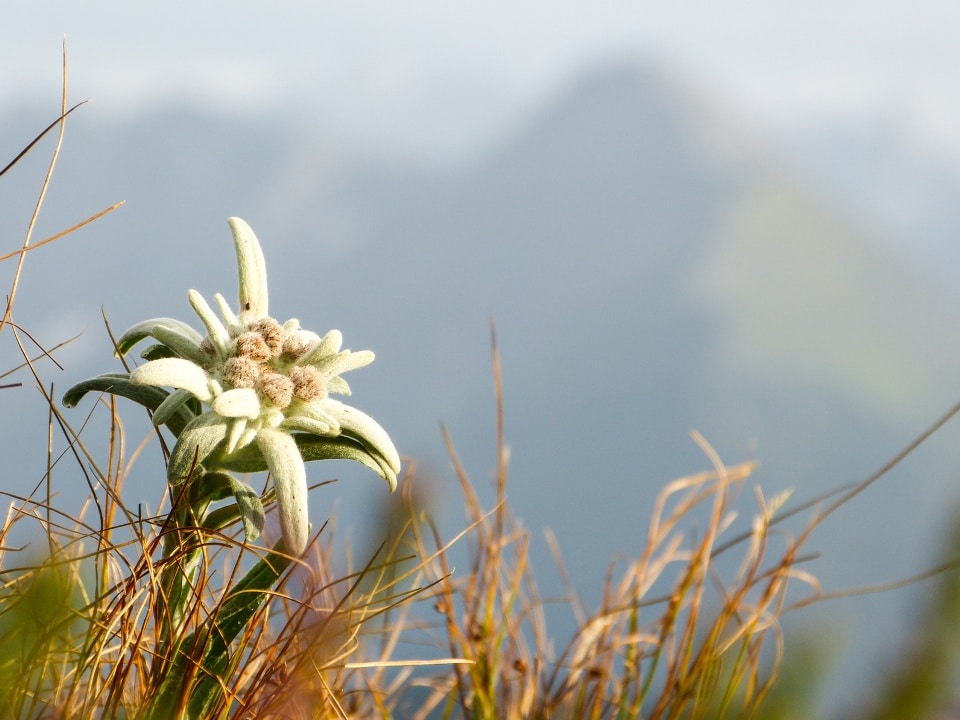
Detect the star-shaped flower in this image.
<box><xmin>111</xmin><ymin>218</ymin><xmax>400</xmax><ymax>555</ymax></box>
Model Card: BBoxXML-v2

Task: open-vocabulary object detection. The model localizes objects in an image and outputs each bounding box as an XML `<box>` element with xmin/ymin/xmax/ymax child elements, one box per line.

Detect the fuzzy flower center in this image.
<box><xmin>209</xmin><ymin>317</ymin><xmax>326</xmax><ymax>409</ymax></box>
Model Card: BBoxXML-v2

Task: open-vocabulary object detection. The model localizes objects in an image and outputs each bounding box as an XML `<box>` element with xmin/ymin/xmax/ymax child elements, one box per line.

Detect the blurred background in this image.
<box><xmin>5</xmin><ymin>3</ymin><xmax>960</xmax><ymax>714</ymax></box>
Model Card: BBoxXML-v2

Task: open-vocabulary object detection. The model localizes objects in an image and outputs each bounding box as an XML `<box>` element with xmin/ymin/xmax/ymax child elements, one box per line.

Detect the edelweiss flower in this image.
<box><xmin>116</xmin><ymin>218</ymin><xmax>400</xmax><ymax>555</ymax></box>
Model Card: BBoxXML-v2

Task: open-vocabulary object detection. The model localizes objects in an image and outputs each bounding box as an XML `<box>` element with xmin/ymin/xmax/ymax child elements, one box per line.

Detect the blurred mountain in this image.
<box><xmin>261</xmin><ymin>63</ymin><xmax>960</xmax><ymax>585</ymax></box>
<box><xmin>4</xmin><ymin>62</ymin><xmax>960</xmax><ymax>711</ymax></box>
<box><xmin>785</xmin><ymin>116</ymin><xmax>960</xmax><ymax>292</ymax></box>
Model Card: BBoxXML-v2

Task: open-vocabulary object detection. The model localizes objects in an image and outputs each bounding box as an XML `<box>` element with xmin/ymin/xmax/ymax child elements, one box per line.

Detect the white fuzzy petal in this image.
<box><xmin>280</xmin><ymin>414</ymin><xmax>335</xmax><ymax>436</ymax></box>
<box><xmin>260</xmin><ymin>406</ymin><xmax>286</xmax><ymax>428</ymax></box>
<box><xmin>130</xmin><ymin>358</ymin><xmax>217</xmax><ymax>403</ymax></box>
<box><xmin>300</xmin><ymin>330</ymin><xmax>342</xmax><ymax>365</ymax></box>
<box><xmin>225</xmin><ymin>418</ymin><xmax>248</xmax><ymax>454</ymax></box>
<box><xmin>319</xmin><ymin>329</ymin><xmax>342</xmax><ymax>354</ymax></box>
<box><xmin>256</xmin><ymin>429</ymin><xmax>309</xmax><ymax>555</ymax></box>
<box><xmin>334</xmin><ymin>349</ymin><xmax>375</xmax><ymax>374</ymax></box>
<box><xmin>235</xmin><ymin>425</ymin><xmax>260</xmax><ymax>452</ymax></box>
<box><xmin>168</xmin><ymin>413</ymin><xmax>229</xmax><ymax>484</ymax></box>
<box><xmin>228</xmin><ymin>217</ymin><xmax>269</xmax><ymax>323</ymax></box>
<box><xmin>189</xmin><ymin>290</ymin><xmax>232</xmax><ymax>356</ymax></box>
<box><xmin>308</xmin><ymin>349</ymin><xmax>375</xmax><ymax>378</ymax></box>
<box><xmin>323</xmin><ymin>399</ymin><xmax>401</xmax><ymax>487</ymax></box>
<box><xmin>214</xmin><ymin>293</ymin><xmax>242</xmax><ymax>335</ymax></box>
<box><xmin>212</xmin><ymin>388</ymin><xmax>262</xmax><ymax>419</ymax></box>
<box><xmin>294</xmin><ymin>401</ymin><xmax>341</xmax><ymax>434</ymax></box>
<box><xmin>326</xmin><ymin>376</ymin><xmax>351</xmax><ymax>396</ymax></box>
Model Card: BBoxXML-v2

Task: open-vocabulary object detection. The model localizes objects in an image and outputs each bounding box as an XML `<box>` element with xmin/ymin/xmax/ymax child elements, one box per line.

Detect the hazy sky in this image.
<box><xmin>7</xmin><ymin>2</ymin><xmax>960</xmax><ymax>161</ymax></box>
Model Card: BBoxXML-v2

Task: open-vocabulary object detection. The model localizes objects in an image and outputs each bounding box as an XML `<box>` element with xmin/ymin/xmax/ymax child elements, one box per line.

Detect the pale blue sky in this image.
<box><xmin>7</xmin><ymin>2</ymin><xmax>960</xmax><ymax>161</ymax></box>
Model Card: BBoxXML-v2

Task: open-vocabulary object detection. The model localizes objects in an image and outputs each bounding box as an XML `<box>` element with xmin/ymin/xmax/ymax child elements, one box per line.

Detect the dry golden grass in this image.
<box><xmin>369</xmin><ymin>338</ymin><xmax>822</xmax><ymax>720</ymax></box>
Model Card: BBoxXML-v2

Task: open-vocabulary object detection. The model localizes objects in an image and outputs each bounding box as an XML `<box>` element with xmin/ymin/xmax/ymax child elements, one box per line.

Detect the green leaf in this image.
<box><xmin>140</xmin><ymin>343</ymin><xmax>179</xmax><ymax>361</ymax></box>
<box><xmin>152</xmin><ymin>388</ymin><xmax>195</xmax><ymax>428</ymax></box>
<box><xmin>62</xmin><ymin>372</ymin><xmax>195</xmax><ymax>437</ymax></box>
<box><xmin>198</xmin><ymin>474</ymin><xmax>265</xmax><ymax>541</ymax></box>
<box><xmin>189</xmin><ymin>546</ymin><xmax>290</xmax><ymax>717</ymax></box>
<box><xmin>216</xmin><ymin>432</ymin><xmax>394</xmax><ymax>485</ymax></box>
<box><xmin>168</xmin><ymin>414</ymin><xmax>228</xmax><ymax>485</ymax></box>
<box><xmin>145</xmin><ymin>545</ymin><xmax>291</xmax><ymax>720</ymax></box>
<box><xmin>227</xmin><ymin>475</ymin><xmax>265</xmax><ymax>541</ymax></box>
<box><xmin>115</xmin><ymin>317</ymin><xmax>203</xmax><ymax>357</ymax></box>
<box><xmin>188</xmin><ymin>471</ymin><xmax>233</xmax><ymax>506</ymax></box>
<box><xmin>151</xmin><ymin>324</ymin><xmax>208</xmax><ymax>365</ymax></box>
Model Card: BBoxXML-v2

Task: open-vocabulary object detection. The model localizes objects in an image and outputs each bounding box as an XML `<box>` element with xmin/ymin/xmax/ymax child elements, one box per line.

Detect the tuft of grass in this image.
<box><xmin>375</xmin><ymin>335</ymin><xmax>821</xmax><ymax>720</ymax></box>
